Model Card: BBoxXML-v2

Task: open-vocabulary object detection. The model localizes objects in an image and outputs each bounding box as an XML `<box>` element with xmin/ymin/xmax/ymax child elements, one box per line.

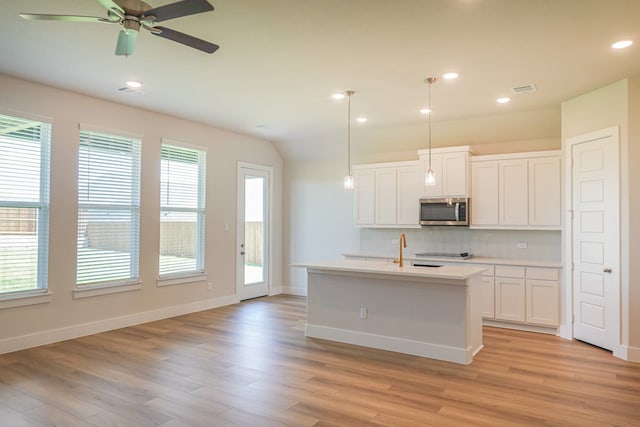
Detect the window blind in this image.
<box><xmin>159</xmin><ymin>143</ymin><xmax>206</xmax><ymax>277</ymax></box>
<box><xmin>0</xmin><ymin>114</ymin><xmax>50</xmax><ymax>295</ymax></box>
<box><xmin>77</xmin><ymin>129</ymin><xmax>141</xmax><ymax>287</ymax></box>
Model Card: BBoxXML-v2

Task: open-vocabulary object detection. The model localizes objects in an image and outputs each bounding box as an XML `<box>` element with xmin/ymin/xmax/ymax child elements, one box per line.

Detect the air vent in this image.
<box><xmin>116</xmin><ymin>86</ymin><xmax>144</xmax><ymax>96</ymax></box>
<box><xmin>510</xmin><ymin>84</ymin><xmax>536</xmax><ymax>95</ymax></box>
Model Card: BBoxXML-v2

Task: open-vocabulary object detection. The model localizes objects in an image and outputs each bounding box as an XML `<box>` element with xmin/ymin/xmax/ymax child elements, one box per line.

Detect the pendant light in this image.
<box><xmin>343</xmin><ymin>90</ymin><xmax>355</xmax><ymax>189</ymax></box>
<box><xmin>424</xmin><ymin>77</ymin><xmax>436</xmax><ymax>186</ymax></box>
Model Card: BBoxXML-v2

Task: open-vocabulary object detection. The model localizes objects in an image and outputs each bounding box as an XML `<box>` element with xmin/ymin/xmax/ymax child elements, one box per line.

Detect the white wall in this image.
<box><xmin>0</xmin><ymin>74</ymin><xmax>283</xmax><ymax>352</ymax></box>
<box><xmin>561</xmin><ymin>78</ymin><xmax>640</xmax><ymax>361</ymax></box>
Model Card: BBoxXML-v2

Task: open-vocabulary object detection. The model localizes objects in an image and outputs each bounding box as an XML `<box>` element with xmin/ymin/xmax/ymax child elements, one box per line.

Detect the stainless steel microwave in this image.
<box><xmin>419</xmin><ymin>197</ymin><xmax>469</xmax><ymax>226</ymax></box>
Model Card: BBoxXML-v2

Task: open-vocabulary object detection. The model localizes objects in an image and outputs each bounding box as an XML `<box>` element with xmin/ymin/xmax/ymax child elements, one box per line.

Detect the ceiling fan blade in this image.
<box><xmin>143</xmin><ymin>0</ymin><xmax>213</xmax><ymax>23</ymax></box>
<box><xmin>96</xmin><ymin>0</ymin><xmax>125</xmax><ymax>14</ymax></box>
<box><xmin>115</xmin><ymin>29</ymin><xmax>138</xmax><ymax>56</ymax></box>
<box><xmin>19</xmin><ymin>13</ymin><xmax>112</xmax><ymax>23</ymax></box>
<box><xmin>150</xmin><ymin>26</ymin><xmax>219</xmax><ymax>53</ymax></box>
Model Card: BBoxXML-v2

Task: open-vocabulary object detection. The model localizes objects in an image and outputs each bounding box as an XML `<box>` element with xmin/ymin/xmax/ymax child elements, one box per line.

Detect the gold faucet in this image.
<box><xmin>393</xmin><ymin>233</ymin><xmax>407</xmax><ymax>268</ymax></box>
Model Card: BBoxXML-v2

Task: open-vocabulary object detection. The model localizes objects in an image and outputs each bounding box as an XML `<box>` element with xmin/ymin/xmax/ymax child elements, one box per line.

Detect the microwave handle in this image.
<box><xmin>455</xmin><ymin>203</ymin><xmax>460</xmax><ymax>221</ymax></box>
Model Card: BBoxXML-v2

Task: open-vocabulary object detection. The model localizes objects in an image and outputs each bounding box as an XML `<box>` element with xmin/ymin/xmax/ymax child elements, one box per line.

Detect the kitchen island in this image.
<box><xmin>293</xmin><ymin>259</ymin><xmax>486</xmax><ymax>364</ymax></box>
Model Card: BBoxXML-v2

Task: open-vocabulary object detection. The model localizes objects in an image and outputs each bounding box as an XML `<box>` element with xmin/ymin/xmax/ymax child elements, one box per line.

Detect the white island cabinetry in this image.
<box><xmin>294</xmin><ymin>260</ymin><xmax>485</xmax><ymax>364</ymax></box>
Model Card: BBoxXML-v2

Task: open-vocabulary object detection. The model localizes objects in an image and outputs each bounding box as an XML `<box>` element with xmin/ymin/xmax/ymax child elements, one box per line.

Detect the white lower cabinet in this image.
<box><xmin>487</xmin><ymin>265</ymin><xmax>560</xmax><ymax>327</ymax></box>
<box><xmin>495</xmin><ymin>276</ymin><xmax>526</xmax><ymax>322</ymax></box>
<box><xmin>525</xmin><ymin>268</ymin><xmax>560</xmax><ymax>326</ymax></box>
<box><xmin>480</xmin><ymin>277</ymin><xmax>495</xmax><ymax>318</ymax></box>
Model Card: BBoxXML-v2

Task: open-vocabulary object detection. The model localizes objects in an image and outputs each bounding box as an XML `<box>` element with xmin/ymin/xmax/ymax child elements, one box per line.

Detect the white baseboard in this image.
<box><xmin>282</xmin><ymin>284</ymin><xmax>307</xmax><ymax>296</ymax></box>
<box><xmin>483</xmin><ymin>319</ymin><xmax>558</xmax><ymax>335</ymax></box>
<box><xmin>269</xmin><ymin>285</ymin><xmax>283</xmax><ymax>296</ymax></box>
<box><xmin>305</xmin><ymin>323</ymin><xmax>473</xmax><ymax>365</ymax></box>
<box><xmin>0</xmin><ymin>294</ymin><xmax>239</xmax><ymax>355</ymax></box>
<box><xmin>614</xmin><ymin>344</ymin><xmax>640</xmax><ymax>363</ymax></box>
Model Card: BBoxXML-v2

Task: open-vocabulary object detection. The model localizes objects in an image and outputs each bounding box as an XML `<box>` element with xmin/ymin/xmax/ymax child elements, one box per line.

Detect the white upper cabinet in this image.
<box><xmin>471</xmin><ymin>161</ymin><xmax>499</xmax><ymax>226</ymax></box>
<box><xmin>418</xmin><ymin>146</ymin><xmax>472</xmax><ymax>197</ymax></box>
<box><xmin>396</xmin><ymin>165</ymin><xmax>420</xmax><ymax>225</ymax></box>
<box><xmin>374</xmin><ymin>168</ymin><xmax>397</xmax><ymax>225</ymax></box>
<box><xmin>528</xmin><ymin>156</ymin><xmax>561</xmax><ymax>226</ymax></box>
<box><xmin>471</xmin><ymin>150</ymin><xmax>561</xmax><ymax>230</ymax></box>
<box><xmin>353</xmin><ymin>161</ymin><xmax>420</xmax><ymax>228</ymax></box>
<box><xmin>353</xmin><ymin>168</ymin><xmax>375</xmax><ymax>225</ymax></box>
<box><xmin>499</xmin><ymin>159</ymin><xmax>529</xmax><ymax>226</ymax></box>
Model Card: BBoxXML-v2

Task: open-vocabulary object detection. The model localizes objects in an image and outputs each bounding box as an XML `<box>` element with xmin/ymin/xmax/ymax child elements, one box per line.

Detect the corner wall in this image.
<box><xmin>0</xmin><ymin>74</ymin><xmax>284</xmax><ymax>353</ymax></box>
<box><xmin>561</xmin><ymin>78</ymin><xmax>640</xmax><ymax>362</ymax></box>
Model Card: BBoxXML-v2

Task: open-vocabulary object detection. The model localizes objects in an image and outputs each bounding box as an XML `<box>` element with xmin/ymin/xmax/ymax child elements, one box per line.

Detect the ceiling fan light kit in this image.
<box><xmin>19</xmin><ymin>0</ymin><xmax>219</xmax><ymax>56</ymax></box>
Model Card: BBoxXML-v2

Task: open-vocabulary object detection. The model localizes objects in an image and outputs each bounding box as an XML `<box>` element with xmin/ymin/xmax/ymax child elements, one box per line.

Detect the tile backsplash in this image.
<box><xmin>359</xmin><ymin>227</ymin><xmax>561</xmax><ymax>262</ymax></box>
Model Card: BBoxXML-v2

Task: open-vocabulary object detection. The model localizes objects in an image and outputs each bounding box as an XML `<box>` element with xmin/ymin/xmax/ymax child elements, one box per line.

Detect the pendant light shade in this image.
<box><xmin>425</xmin><ymin>77</ymin><xmax>437</xmax><ymax>187</ymax></box>
<box><xmin>343</xmin><ymin>90</ymin><xmax>355</xmax><ymax>190</ymax></box>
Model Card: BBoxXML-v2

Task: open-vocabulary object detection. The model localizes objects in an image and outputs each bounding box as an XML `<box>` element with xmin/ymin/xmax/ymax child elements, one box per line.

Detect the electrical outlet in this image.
<box><xmin>517</xmin><ymin>242</ymin><xmax>528</xmax><ymax>249</ymax></box>
<box><xmin>360</xmin><ymin>307</ymin><xmax>368</xmax><ymax>319</ymax></box>
<box><xmin>208</xmin><ymin>282</ymin><xmax>213</xmax><ymax>290</ymax></box>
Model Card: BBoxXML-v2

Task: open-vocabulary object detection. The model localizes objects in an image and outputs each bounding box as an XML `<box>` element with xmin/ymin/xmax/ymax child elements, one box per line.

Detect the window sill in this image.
<box><xmin>0</xmin><ymin>291</ymin><xmax>52</xmax><ymax>310</ymax></box>
<box><xmin>156</xmin><ymin>273</ymin><xmax>207</xmax><ymax>287</ymax></box>
<box><xmin>73</xmin><ymin>282</ymin><xmax>142</xmax><ymax>299</ymax></box>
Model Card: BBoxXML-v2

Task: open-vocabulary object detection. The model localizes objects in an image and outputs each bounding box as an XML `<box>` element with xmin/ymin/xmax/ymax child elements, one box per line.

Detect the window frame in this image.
<box><xmin>75</xmin><ymin>125</ymin><xmax>142</xmax><ymax>294</ymax></box>
<box><xmin>157</xmin><ymin>139</ymin><xmax>207</xmax><ymax>283</ymax></box>
<box><xmin>0</xmin><ymin>111</ymin><xmax>51</xmax><ymax>303</ymax></box>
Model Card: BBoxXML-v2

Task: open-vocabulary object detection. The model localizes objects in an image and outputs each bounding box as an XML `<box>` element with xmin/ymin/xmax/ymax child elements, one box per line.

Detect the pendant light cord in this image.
<box><xmin>428</xmin><ymin>80</ymin><xmax>432</xmax><ymax>170</ymax></box>
<box><xmin>345</xmin><ymin>90</ymin><xmax>354</xmax><ymax>176</ymax></box>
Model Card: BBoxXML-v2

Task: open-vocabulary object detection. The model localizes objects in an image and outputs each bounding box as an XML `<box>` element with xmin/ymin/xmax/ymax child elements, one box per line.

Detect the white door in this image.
<box><xmin>237</xmin><ymin>163</ymin><xmax>271</xmax><ymax>300</ymax></box>
<box><xmin>570</xmin><ymin>128</ymin><xmax>619</xmax><ymax>351</ymax></box>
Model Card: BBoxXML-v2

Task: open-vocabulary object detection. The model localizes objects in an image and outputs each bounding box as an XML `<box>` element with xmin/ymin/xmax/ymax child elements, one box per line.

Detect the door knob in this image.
<box><xmin>603</xmin><ymin>267</ymin><xmax>612</xmax><ymax>273</ymax></box>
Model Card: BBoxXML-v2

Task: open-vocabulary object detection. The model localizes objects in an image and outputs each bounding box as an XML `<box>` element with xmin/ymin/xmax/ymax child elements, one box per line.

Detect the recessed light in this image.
<box><xmin>356</xmin><ymin>117</ymin><xmax>368</xmax><ymax>123</ymax></box>
<box><xmin>612</xmin><ymin>40</ymin><xmax>633</xmax><ymax>49</ymax></box>
<box><xmin>332</xmin><ymin>93</ymin><xmax>345</xmax><ymax>100</ymax></box>
<box><xmin>420</xmin><ymin>108</ymin><xmax>431</xmax><ymax>114</ymax></box>
<box><xmin>443</xmin><ymin>72</ymin><xmax>459</xmax><ymax>80</ymax></box>
<box><xmin>496</xmin><ymin>97</ymin><xmax>511</xmax><ymax>104</ymax></box>
<box><xmin>126</xmin><ymin>80</ymin><xmax>142</xmax><ymax>88</ymax></box>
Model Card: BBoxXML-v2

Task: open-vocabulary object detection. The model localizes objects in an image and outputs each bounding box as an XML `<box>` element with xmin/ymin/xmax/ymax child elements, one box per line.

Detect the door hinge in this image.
<box><xmin>572</xmin><ymin>314</ymin><xmax>575</xmax><ymax>324</ymax></box>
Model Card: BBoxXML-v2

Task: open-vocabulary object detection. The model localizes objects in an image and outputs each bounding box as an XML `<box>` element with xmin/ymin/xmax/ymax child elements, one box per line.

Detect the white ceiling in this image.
<box><xmin>1</xmin><ymin>0</ymin><xmax>640</xmax><ymax>159</ymax></box>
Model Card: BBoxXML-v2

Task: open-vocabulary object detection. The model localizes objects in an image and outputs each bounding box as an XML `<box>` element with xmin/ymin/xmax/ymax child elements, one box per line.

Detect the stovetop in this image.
<box><xmin>414</xmin><ymin>252</ymin><xmax>473</xmax><ymax>259</ymax></box>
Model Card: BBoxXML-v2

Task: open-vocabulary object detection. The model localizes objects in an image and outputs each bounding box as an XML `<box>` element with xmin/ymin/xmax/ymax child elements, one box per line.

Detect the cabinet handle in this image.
<box><xmin>603</xmin><ymin>267</ymin><xmax>612</xmax><ymax>273</ymax></box>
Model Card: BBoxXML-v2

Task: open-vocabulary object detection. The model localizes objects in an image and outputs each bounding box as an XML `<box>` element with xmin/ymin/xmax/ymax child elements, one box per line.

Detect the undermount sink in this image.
<box><xmin>413</xmin><ymin>263</ymin><xmax>443</xmax><ymax>268</ymax></box>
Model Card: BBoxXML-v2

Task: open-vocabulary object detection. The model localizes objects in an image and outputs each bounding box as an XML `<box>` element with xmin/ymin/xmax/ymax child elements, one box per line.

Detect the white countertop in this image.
<box><xmin>342</xmin><ymin>252</ymin><xmax>563</xmax><ymax>269</ymax></box>
<box><xmin>292</xmin><ymin>259</ymin><xmax>487</xmax><ymax>281</ymax></box>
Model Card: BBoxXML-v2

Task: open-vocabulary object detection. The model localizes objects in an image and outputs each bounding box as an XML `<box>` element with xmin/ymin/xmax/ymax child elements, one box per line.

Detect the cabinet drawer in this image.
<box><xmin>526</xmin><ymin>267</ymin><xmax>559</xmax><ymax>281</ymax></box>
<box><xmin>495</xmin><ymin>266</ymin><xmax>525</xmax><ymax>278</ymax></box>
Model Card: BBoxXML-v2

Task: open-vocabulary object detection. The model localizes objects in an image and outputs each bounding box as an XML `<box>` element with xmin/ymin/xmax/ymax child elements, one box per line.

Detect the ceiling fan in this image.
<box><xmin>19</xmin><ymin>0</ymin><xmax>219</xmax><ymax>56</ymax></box>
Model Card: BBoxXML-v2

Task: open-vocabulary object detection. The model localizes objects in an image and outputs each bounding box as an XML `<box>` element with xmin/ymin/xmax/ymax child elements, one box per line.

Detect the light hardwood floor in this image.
<box><xmin>1</xmin><ymin>295</ymin><xmax>639</xmax><ymax>426</ymax></box>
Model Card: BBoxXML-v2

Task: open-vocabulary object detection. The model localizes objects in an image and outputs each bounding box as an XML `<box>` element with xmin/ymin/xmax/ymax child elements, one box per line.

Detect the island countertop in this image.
<box><xmin>292</xmin><ymin>259</ymin><xmax>487</xmax><ymax>281</ymax></box>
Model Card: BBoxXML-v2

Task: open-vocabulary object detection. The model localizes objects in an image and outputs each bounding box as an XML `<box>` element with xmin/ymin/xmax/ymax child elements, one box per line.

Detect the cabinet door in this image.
<box><xmin>481</xmin><ymin>275</ymin><xmax>495</xmax><ymax>318</ymax></box>
<box><xmin>526</xmin><ymin>279</ymin><xmax>559</xmax><ymax>326</ymax></box>
<box><xmin>354</xmin><ymin>169</ymin><xmax>375</xmax><ymax>225</ymax></box>
<box><xmin>375</xmin><ymin>168</ymin><xmax>397</xmax><ymax>225</ymax></box>
<box><xmin>421</xmin><ymin>154</ymin><xmax>443</xmax><ymax>197</ymax></box>
<box><xmin>499</xmin><ymin>159</ymin><xmax>528</xmax><ymax>225</ymax></box>
<box><xmin>471</xmin><ymin>161</ymin><xmax>499</xmax><ymax>225</ymax></box>
<box><xmin>396</xmin><ymin>165</ymin><xmax>420</xmax><ymax>225</ymax></box>
<box><xmin>529</xmin><ymin>157</ymin><xmax>561</xmax><ymax>227</ymax></box>
<box><xmin>494</xmin><ymin>276</ymin><xmax>525</xmax><ymax>322</ymax></box>
<box><xmin>442</xmin><ymin>152</ymin><xmax>468</xmax><ymax>196</ymax></box>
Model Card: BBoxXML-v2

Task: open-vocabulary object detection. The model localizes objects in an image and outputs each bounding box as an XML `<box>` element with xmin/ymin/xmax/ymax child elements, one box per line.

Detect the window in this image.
<box><xmin>77</xmin><ymin>128</ymin><xmax>141</xmax><ymax>287</ymax></box>
<box><xmin>0</xmin><ymin>113</ymin><xmax>50</xmax><ymax>296</ymax></box>
<box><xmin>159</xmin><ymin>142</ymin><xmax>206</xmax><ymax>278</ymax></box>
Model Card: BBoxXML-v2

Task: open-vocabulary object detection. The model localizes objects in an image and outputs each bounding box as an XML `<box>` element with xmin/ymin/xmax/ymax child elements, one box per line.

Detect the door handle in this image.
<box><xmin>603</xmin><ymin>267</ymin><xmax>612</xmax><ymax>273</ymax></box>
